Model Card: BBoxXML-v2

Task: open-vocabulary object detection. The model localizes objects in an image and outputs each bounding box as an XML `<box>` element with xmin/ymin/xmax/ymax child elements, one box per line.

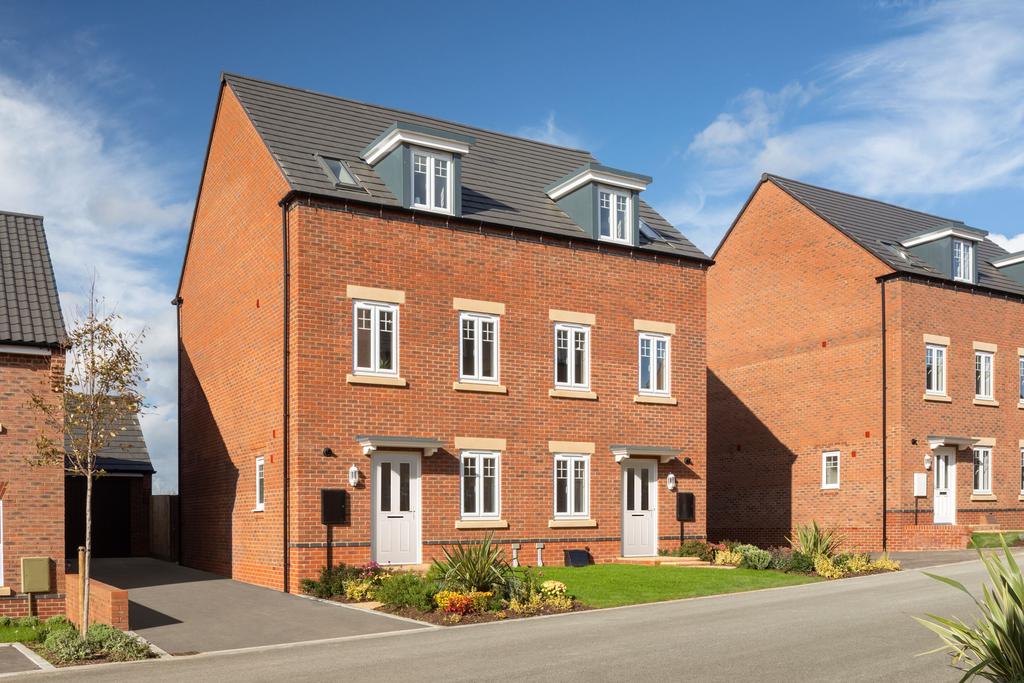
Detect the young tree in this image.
<box><xmin>28</xmin><ymin>287</ymin><xmax>146</xmax><ymax>635</ymax></box>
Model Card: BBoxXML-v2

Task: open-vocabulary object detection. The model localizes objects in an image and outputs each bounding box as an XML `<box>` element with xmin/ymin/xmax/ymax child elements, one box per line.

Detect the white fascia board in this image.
<box><xmin>0</xmin><ymin>344</ymin><xmax>51</xmax><ymax>357</ymax></box>
<box><xmin>363</xmin><ymin>129</ymin><xmax>471</xmax><ymax>166</ymax></box>
<box><xmin>993</xmin><ymin>252</ymin><xmax>1024</xmax><ymax>268</ymax></box>
<box><xmin>546</xmin><ymin>169</ymin><xmax>649</xmax><ymax>201</ymax></box>
<box><xmin>900</xmin><ymin>227</ymin><xmax>985</xmax><ymax>248</ymax></box>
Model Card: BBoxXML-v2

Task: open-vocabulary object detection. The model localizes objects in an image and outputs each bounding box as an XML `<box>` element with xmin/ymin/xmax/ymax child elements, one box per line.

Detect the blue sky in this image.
<box><xmin>2</xmin><ymin>1</ymin><xmax>1023</xmax><ymax>492</ymax></box>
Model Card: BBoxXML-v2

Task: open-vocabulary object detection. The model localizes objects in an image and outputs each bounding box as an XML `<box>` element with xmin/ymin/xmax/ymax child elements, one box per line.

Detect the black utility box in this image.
<box><xmin>564</xmin><ymin>549</ymin><xmax>593</xmax><ymax>567</ymax></box>
<box><xmin>676</xmin><ymin>492</ymin><xmax>696</xmax><ymax>522</ymax></box>
<box><xmin>321</xmin><ymin>488</ymin><xmax>348</xmax><ymax>525</ymax></box>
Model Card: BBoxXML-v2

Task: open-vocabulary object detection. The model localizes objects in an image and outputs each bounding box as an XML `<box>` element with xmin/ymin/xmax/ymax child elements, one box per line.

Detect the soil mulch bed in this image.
<box><xmin>378</xmin><ymin>601</ymin><xmax>589</xmax><ymax>625</ymax></box>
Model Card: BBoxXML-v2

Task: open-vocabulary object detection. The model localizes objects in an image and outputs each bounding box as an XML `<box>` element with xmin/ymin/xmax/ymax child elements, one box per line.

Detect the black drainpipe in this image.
<box><xmin>280</xmin><ymin>196</ymin><xmax>292</xmax><ymax>592</ymax></box>
<box><xmin>880</xmin><ymin>278</ymin><xmax>888</xmax><ymax>551</ymax></box>
<box><xmin>172</xmin><ymin>295</ymin><xmax>183</xmax><ymax>564</ymax></box>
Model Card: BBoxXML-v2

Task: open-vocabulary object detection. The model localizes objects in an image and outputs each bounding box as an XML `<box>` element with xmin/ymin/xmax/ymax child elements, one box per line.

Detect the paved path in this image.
<box><xmin>89</xmin><ymin>558</ymin><xmax>426</xmax><ymax>654</ymax></box>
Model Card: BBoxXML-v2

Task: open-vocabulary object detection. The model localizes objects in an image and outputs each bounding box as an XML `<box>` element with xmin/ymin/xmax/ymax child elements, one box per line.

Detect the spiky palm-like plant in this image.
<box><xmin>917</xmin><ymin>538</ymin><xmax>1024</xmax><ymax>681</ymax></box>
<box><xmin>787</xmin><ymin>521</ymin><xmax>844</xmax><ymax>559</ymax></box>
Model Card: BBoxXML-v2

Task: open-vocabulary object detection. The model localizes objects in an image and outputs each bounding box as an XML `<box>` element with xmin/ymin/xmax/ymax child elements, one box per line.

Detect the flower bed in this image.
<box><xmin>0</xmin><ymin>616</ymin><xmax>153</xmax><ymax>667</ymax></box>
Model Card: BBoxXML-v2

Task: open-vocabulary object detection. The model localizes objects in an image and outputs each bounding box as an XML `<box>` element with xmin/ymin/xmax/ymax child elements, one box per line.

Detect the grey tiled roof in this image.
<box><xmin>0</xmin><ymin>211</ymin><xmax>66</xmax><ymax>347</ymax></box>
<box><xmin>65</xmin><ymin>410</ymin><xmax>154</xmax><ymax>474</ymax></box>
<box><xmin>223</xmin><ymin>73</ymin><xmax>709</xmax><ymax>262</ymax></box>
<box><xmin>765</xmin><ymin>175</ymin><xmax>1024</xmax><ymax>297</ymax></box>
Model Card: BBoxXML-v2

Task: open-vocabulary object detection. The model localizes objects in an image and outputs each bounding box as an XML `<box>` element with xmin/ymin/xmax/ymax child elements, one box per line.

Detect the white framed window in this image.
<box><xmin>0</xmin><ymin>500</ymin><xmax>5</xmax><ymax>586</ymax></box>
<box><xmin>554</xmin><ymin>323</ymin><xmax>590</xmax><ymax>390</ymax></box>
<box><xmin>822</xmin><ymin>451</ymin><xmax>840</xmax><ymax>489</ymax></box>
<box><xmin>1019</xmin><ymin>447</ymin><xmax>1024</xmax><ymax>494</ymax></box>
<box><xmin>952</xmin><ymin>239</ymin><xmax>974</xmax><ymax>282</ymax></box>
<box><xmin>353</xmin><ymin>300</ymin><xmax>399</xmax><ymax>376</ymax></box>
<box><xmin>638</xmin><ymin>333</ymin><xmax>670</xmax><ymax>395</ymax></box>
<box><xmin>975</xmin><ymin>350</ymin><xmax>994</xmax><ymax>400</ymax></box>
<box><xmin>553</xmin><ymin>453</ymin><xmax>589</xmax><ymax>518</ymax></box>
<box><xmin>459</xmin><ymin>313</ymin><xmax>499</xmax><ymax>383</ymax></box>
<box><xmin>1019</xmin><ymin>356</ymin><xmax>1023</xmax><ymax>402</ymax></box>
<box><xmin>925</xmin><ymin>344</ymin><xmax>947</xmax><ymax>395</ymax></box>
<box><xmin>598</xmin><ymin>187</ymin><xmax>631</xmax><ymax>243</ymax></box>
<box><xmin>460</xmin><ymin>451</ymin><xmax>500</xmax><ymax>519</ymax></box>
<box><xmin>255</xmin><ymin>456</ymin><xmax>265</xmax><ymax>511</ymax></box>
<box><xmin>411</xmin><ymin>148</ymin><xmax>452</xmax><ymax>214</ymax></box>
<box><xmin>973</xmin><ymin>447</ymin><xmax>992</xmax><ymax>494</ymax></box>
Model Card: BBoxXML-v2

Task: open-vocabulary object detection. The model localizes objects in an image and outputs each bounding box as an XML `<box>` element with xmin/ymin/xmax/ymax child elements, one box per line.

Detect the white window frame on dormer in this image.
<box><xmin>598</xmin><ymin>186</ymin><xmax>631</xmax><ymax>244</ymax></box>
<box><xmin>953</xmin><ymin>238</ymin><xmax>974</xmax><ymax>283</ymax></box>
<box><xmin>410</xmin><ymin>147</ymin><xmax>452</xmax><ymax>215</ymax></box>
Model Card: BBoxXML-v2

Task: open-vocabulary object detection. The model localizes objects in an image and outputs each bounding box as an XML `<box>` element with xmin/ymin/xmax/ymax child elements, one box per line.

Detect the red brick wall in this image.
<box><xmin>0</xmin><ymin>595</ymin><xmax>64</xmax><ymax>619</ymax></box>
<box><xmin>285</xmin><ymin>201</ymin><xmax>707</xmax><ymax>590</ymax></box>
<box><xmin>65</xmin><ymin>575</ymin><xmax>128</xmax><ymax>630</ymax></box>
<box><xmin>707</xmin><ymin>182</ymin><xmax>895</xmax><ymax>550</ymax></box>
<box><xmin>889</xmin><ymin>278</ymin><xmax>1024</xmax><ymax>548</ymax></box>
<box><xmin>178</xmin><ymin>83</ymin><xmax>290</xmax><ymax>587</ymax></box>
<box><xmin>0</xmin><ymin>351</ymin><xmax>65</xmax><ymax>596</ymax></box>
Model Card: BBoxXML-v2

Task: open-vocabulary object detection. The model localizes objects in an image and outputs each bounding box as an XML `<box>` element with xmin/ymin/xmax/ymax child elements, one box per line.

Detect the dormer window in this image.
<box><xmin>598</xmin><ymin>187</ymin><xmax>631</xmax><ymax>243</ymax></box>
<box><xmin>411</xmin><ymin>149</ymin><xmax>451</xmax><ymax>214</ymax></box>
<box><xmin>952</xmin><ymin>239</ymin><xmax>973</xmax><ymax>282</ymax></box>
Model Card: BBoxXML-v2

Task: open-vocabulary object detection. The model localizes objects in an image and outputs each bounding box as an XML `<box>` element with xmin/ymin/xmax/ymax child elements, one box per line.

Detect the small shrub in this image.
<box><xmin>434</xmin><ymin>590</ymin><xmax>491</xmax><ymax>615</ymax></box>
<box><xmin>539</xmin><ymin>580</ymin><xmax>567</xmax><ymax>598</ymax></box>
<box><xmin>871</xmin><ymin>554</ymin><xmax>901</xmax><ymax>572</ymax></box>
<box><xmin>375</xmin><ymin>573</ymin><xmax>438</xmax><ymax>612</ymax></box>
<box><xmin>814</xmin><ymin>554</ymin><xmax>846</xmax><ymax>579</ymax></box>
<box><xmin>663</xmin><ymin>540</ymin><xmax>717</xmax><ymax>562</ymax></box>
<box><xmin>543</xmin><ymin>594</ymin><xmax>574</xmax><ymax>611</ymax></box>
<box><xmin>344</xmin><ymin>579</ymin><xmax>377</xmax><ymax>602</ymax></box>
<box><xmin>300</xmin><ymin>563</ymin><xmax>363</xmax><ymax>599</ymax></box>
<box><xmin>101</xmin><ymin>631</ymin><xmax>151</xmax><ymax>662</ymax></box>
<box><xmin>842</xmin><ymin>553</ymin><xmax>872</xmax><ymax>574</ymax></box>
<box><xmin>44</xmin><ymin>616</ymin><xmax>73</xmax><ymax>633</ymax></box>
<box><xmin>789</xmin><ymin>551</ymin><xmax>816</xmax><ymax>573</ymax></box>
<box><xmin>507</xmin><ymin>593</ymin><xmax>543</xmax><ymax>615</ymax></box>
<box><xmin>768</xmin><ymin>547</ymin><xmax>794</xmax><ymax>572</ymax></box>
<box><xmin>42</xmin><ymin>628</ymin><xmax>91</xmax><ymax>665</ymax></box>
<box><xmin>15</xmin><ymin>616</ymin><xmax>40</xmax><ymax>629</ymax></box>
<box><xmin>506</xmin><ymin>567</ymin><xmax>541</xmax><ymax>603</ymax></box>
<box><xmin>788</xmin><ymin>522</ymin><xmax>843</xmax><ymax>559</ymax></box>
<box><xmin>739</xmin><ymin>547</ymin><xmax>772</xmax><ymax>570</ymax></box>
<box><xmin>719</xmin><ymin>539</ymin><xmax>742</xmax><ymax>551</ymax></box>
<box><xmin>714</xmin><ymin>549</ymin><xmax>743</xmax><ymax>566</ymax></box>
<box><xmin>86</xmin><ymin>623</ymin><xmax>119</xmax><ymax>648</ymax></box>
<box><xmin>433</xmin><ymin>533</ymin><xmax>512</xmax><ymax>596</ymax></box>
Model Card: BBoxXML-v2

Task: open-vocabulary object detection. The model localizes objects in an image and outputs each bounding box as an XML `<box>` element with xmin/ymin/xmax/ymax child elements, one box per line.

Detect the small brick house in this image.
<box><xmin>177</xmin><ymin>73</ymin><xmax>710</xmax><ymax>592</ymax></box>
<box><xmin>708</xmin><ymin>174</ymin><xmax>1024</xmax><ymax>551</ymax></box>
<box><xmin>0</xmin><ymin>210</ymin><xmax>66</xmax><ymax>617</ymax></box>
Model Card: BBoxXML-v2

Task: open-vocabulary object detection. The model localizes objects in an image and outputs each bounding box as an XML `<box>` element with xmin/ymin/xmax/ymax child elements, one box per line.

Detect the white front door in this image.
<box><xmin>934</xmin><ymin>448</ymin><xmax>956</xmax><ymax>525</ymax></box>
<box><xmin>622</xmin><ymin>459</ymin><xmax>658</xmax><ymax>557</ymax></box>
<box><xmin>372</xmin><ymin>453</ymin><xmax>421</xmax><ymax>565</ymax></box>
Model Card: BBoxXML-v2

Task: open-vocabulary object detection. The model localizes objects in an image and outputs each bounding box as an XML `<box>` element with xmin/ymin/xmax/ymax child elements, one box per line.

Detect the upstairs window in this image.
<box><xmin>638</xmin><ymin>333</ymin><xmax>670</xmax><ymax>395</ymax></box>
<box><xmin>353</xmin><ymin>301</ymin><xmax>399</xmax><ymax>376</ymax></box>
<box><xmin>554</xmin><ymin>323</ymin><xmax>590</xmax><ymax>390</ymax></box>
<box><xmin>460</xmin><ymin>313</ymin><xmax>499</xmax><ymax>384</ymax></box>
<box><xmin>925</xmin><ymin>344</ymin><xmax>947</xmax><ymax>395</ymax></box>
<box><xmin>952</xmin><ymin>239</ymin><xmax>974</xmax><ymax>282</ymax></box>
<box><xmin>411</xmin><ymin>148</ymin><xmax>452</xmax><ymax>214</ymax></box>
<box><xmin>1019</xmin><ymin>356</ymin><xmax>1024</xmax><ymax>402</ymax></box>
<box><xmin>255</xmin><ymin>456</ymin><xmax>265</xmax><ymax>511</ymax></box>
<box><xmin>975</xmin><ymin>350</ymin><xmax>994</xmax><ymax>400</ymax></box>
<box><xmin>598</xmin><ymin>187</ymin><xmax>631</xmax><ymax>243</ymax></box>
<box><xmin>821</xmin><ymin>451</ymin><xmax>840</xmax><ymax>489</ymax></box>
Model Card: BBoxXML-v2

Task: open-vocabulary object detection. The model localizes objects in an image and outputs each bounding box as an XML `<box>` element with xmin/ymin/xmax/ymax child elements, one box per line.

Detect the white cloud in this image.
<box><xmin>516</xmin><ymin>112</ymin><xmax>584</xmax><ymax>149</ymax></box>
<box><xmin>990</xmin><ymin>232</ymin><xmax>1024</xmax><ymax>254</ymax></box>
<box><xmin>680</xmin><ymin>0</ymin><xmax>1024</xmax><ymax>252</ymax></box>
<box><xmin>0</xmin><ymin>70</ymin><xmax>189</xmax><ymax>494</ymax></box>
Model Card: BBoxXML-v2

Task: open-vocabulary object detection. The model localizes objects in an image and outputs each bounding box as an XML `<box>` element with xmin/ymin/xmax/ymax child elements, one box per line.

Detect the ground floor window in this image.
<box><xmin>461</xmin><ymin>451</ymin><xmax>500</xmax><ymax>518</ymax></box>
<box><xmin>973</xmin><ymin>447</ymin><xmax>992</xmax><ymax>494</ymax></box>
<box><xmin>554</xmin><ymin>453</ymin><xmax>589</xmax><ymax>518</ymax></box>
<box><xmin>821</xmin><ymin>450</ymin><xmax>840</xmax><ymax>489</ymax></box>
<box><xmin>255</xmin><ymin>457</ymin><xmax>265</xmax><ymax>511</ymax></box>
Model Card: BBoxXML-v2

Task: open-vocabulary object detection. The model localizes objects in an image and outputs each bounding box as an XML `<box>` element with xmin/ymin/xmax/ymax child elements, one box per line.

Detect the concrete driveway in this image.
<box><xmin>90</xmin><ymin>558</ymin><xmax>427</xmax><ymax>655</ymax></box>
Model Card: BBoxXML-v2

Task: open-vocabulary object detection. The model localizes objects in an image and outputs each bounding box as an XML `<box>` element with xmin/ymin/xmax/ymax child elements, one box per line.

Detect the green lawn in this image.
<box><xmin>969</xmin><ymin>531</ymin><xmax>1024</xmax><ymax>548</ymax></box>
<box><xmin>534</xmin><ymin>564</ymin><xmax>822</xmax><ymax>608</ymax></box>
<box><xmin>0</xmin><ymin>625</ymin><xmax>45</xmax><ymax>643</ymax></box>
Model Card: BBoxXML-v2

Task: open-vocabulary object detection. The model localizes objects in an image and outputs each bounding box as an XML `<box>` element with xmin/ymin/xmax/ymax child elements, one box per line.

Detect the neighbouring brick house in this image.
<box><xmin>0</xmin><ymin>210</ymin><xmax>66</xmax><ymax>617</ymax></box>
<box><xmin>178</xmin><ymin>73</ymin><xmax>710</xmax><ymax>592</ymax></box>
<box><xmin>709</xmin><ymin>174</ymin><xmax>1024</xmax><ymax>551</ymax></box>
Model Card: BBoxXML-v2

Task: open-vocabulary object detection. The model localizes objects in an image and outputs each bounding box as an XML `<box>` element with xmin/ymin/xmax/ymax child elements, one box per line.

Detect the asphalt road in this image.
<box><xmin>24</xmin><ymin>555</ymin><xmax>1001</xmax><ymax>682</ymax></box>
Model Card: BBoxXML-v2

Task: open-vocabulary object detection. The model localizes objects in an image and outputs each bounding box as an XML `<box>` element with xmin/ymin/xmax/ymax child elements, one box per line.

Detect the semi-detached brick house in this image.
<box><xmin>709</xmin><ymin>174</ymin><xmax>1024</xmax><ymax>551</ymax></box>
<box><xmin>0</xmin><ymin>210</ymin><xmax>66</xmax><ymax>617</ymax></box>
<box><xmin>177</xmin><ymin>73</ymin><xmax>710</xmax><ymax>592</ymax></box>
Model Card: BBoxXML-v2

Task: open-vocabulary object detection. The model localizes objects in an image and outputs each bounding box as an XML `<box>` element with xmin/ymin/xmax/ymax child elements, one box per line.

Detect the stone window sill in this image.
<box><xmin>549</xmin><ymin>388</ymin><xmax>597</xmax><ymax>400</ymax></box>
<box><xmin>973</xmin><ymin>398</ymin><xmax>1000</xmax><ymax>407</ymax></box>
<box><xmin>0</xmin><ymin>587</ymin><xmax>12</xmax><ymax>597</ymax></box>
<box><xmin>1018</xmin><ymin>494</ymin><xmax>1024</xmax><ymax>502</ymax></box>
<box><xmin>1018</xmin><ymin>401</ymin><xmax>1024</xmax><ymax>410</ymax></box>
<box><xmin>452</xmin><ymin>382</ymin><xmax>507</xmax><ymax>394</ymax></box>
<box><xmin>346</xmin><ymin>374</ymin><xmax>407</xmax><ymax>387</ymax></box>
<box><xmin>971</xmin><ymin>493</ymin><xmax>997</xmax><ymax>502</ymax></box>
<box><xmin>548</xmin><ymin>518</ymin><xmax>597</xmax><ymax>528</ymax></box>
<box><xmin>455</xmin><ymin>519</ymin><xmax>509</xmax><ymax>530</ymax></box>
<box><xmin>634</xmin><ymin>394</ymin><xmax>677</xmax><ymax>405</ymax></box>
<box><xmin>923</xmin><ymin>393</ymin><xmax>952</xmax><ymax>403</ymax></box>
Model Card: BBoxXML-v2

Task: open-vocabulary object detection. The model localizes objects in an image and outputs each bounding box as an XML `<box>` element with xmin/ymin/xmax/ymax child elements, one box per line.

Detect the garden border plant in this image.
<box><xmin>0</xmin><ymin>616</ymin><xmax>152</xmax><ymax>667</ymax></box>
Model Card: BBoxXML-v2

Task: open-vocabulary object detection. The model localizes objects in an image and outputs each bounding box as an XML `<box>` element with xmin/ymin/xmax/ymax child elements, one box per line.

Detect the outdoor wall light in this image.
<box><xmin>666</xmin><ymin>473</ymin><xmax>677</xmax><ymax>491</ymax></box>
<box><xmin>924</xmin><ymin>453</ymin><xmax>932</xmax><ymax>471</ymax></box>
<box><xmin>348</xmin><ymin>464</ymin><xmax>360</xmax><ymax>487</ymax></box>
<box><xmin>683</xmin><ymin>457</ymin><xmax>693</xmax><ymax>465</ymax></box>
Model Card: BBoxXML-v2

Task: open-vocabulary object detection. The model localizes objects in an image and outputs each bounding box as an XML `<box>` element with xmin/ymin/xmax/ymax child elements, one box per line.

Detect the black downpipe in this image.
<box><xmin>281</xmin><ymin>199</ymin><xmax>291</xmax><ymax>592</ymax></box>
<box><xmin>172</xmin><ymin>295</ymin><xmax>183</xmax><ymax>564</ymax></box>
<box><xmin>880</xmin><ymin>279</ymin><xmax>888</xmax><ymax>551</ymax></box>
